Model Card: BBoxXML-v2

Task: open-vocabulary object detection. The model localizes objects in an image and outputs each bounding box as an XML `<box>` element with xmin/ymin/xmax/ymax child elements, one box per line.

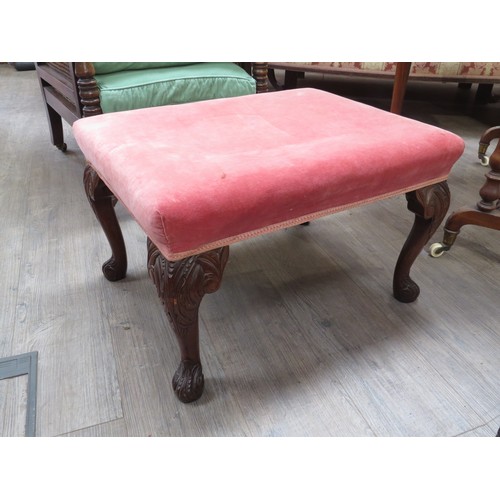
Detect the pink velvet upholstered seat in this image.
<box><xmin>73</xmin><ymin>88</ymin><xmax>464</xmax><ymax>261</ymax></box>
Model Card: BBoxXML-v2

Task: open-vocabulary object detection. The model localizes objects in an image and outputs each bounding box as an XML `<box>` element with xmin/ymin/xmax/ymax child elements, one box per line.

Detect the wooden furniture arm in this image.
<box><xmin>35</xmin><ymin>62</ymin><xmax>82</xmax><ymax>123</ymax></box>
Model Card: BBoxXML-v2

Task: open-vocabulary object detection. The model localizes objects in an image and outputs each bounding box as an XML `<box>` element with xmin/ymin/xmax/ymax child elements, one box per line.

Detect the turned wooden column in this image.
<box><xmin>477</xmin><ymin>126</ymin><xmax>500</xmax><ymax>212</ymax></box>
<box><xmin>75</xmin><ymin>62</ymin><xmax>103</xmax><ymax>117</ymax></box>
<box><xmin>252</xmin><ymin>62</ymin><xmax>269</xmax><ymax>93</ymax></box>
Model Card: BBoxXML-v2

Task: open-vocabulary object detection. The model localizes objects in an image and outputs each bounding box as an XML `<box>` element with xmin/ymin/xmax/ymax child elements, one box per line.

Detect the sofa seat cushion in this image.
<box><xmin>92</xmin><ymin>62</ymin><xmax>194</xmax><ymax>74</ymax></box>
<box><xmin>94</xmin><ymin>62</ymin><xmax>256</xmax><ymax>113</ymax></box>
<box><xmin>73</xmin><ymin>88</ymin><xmax>464</xmax><ymax>261</ymax></box>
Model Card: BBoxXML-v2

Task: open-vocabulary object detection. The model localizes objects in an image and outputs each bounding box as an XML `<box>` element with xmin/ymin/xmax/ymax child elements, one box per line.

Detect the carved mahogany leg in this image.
<box><xmin>83</xmin><ymin>165</ymin><xmax>127</xmax><ymax>281</ymax></box>
<box><xmin>147</xmin><ymin>239</ymin><xmax>229</xmax><ymax>403</ymax></box>
<box><xmin>393</xmin><ymin>181</ymin><xmax>450</xmax><ymax>303</ymax></box>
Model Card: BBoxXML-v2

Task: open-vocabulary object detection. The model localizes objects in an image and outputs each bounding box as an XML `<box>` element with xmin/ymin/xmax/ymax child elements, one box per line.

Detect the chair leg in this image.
<box><xmin>437</xmin><ymin>208</ymin><xmax>500</xmax><ymax>254</ymax></box>
<box><xmin>390</xmin><ymin>62</ymin><xmax>411</xmax><ymax>114</ymax></box>
<box><xmin>267</xmin><ymin>68</ymin><xmax>281</xmax><ymax>90</ymax></box>
<box><xmin>83</xmin><ymin>165</ymin><xmax>127</xmax><ymax>281</ymax></box>
<box><xmin>475</xmin><ymin>83</ymin><xmax>495</xmax><ymax>104</ymax></box>
<box><xmin>46</xmin><ymin>104</ymin><xmax>67</xmax><ymax>152</ymax></box>
<box><xmin>284</xmin><ymin>70</ymin><xmax>303</xmax><ymax>89</ymax></box>
<box><xmin>393</xmin><ymin>181</ymin><xmax>450</xmax><ymax>303</ymax></box>
<box><xmin>147</xmin><ymin>240</ymin><xmax>229</xmax><ymax>403</ymax></box>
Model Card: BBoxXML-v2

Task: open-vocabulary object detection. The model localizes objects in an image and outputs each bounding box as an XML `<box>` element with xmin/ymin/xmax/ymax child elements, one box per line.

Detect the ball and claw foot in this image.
<box><xmin>172</xmin><ymin>360</ymin><xmax>204</xmax><ymax>403</ymax></box>
<box><xmin>429</xmin><ymin>242</ymin><xmax>450</xmax><ymax>258</ymax></box>
<box><xmin>57</xmin><ymin>142</ymin><xmax>67</xmax><ymax>152</ymax></box>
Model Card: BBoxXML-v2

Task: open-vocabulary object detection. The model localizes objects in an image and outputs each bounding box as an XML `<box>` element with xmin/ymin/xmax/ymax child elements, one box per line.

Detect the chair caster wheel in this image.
<box><xmin>429</xmin><ymin>242</ymin><xmax>448</xmax><ymax>258</ymax></box>
<box><xmin>479</xmin><ymin>155</ymin><xmax>489</xmax><ymax>167</ymax></box>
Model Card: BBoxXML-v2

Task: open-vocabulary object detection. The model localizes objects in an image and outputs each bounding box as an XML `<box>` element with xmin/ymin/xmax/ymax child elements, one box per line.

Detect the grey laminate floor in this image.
<box><xmin>1</xmin><ymin>64</ymin><xmax>499</xmax><ymax>440</ymax></box>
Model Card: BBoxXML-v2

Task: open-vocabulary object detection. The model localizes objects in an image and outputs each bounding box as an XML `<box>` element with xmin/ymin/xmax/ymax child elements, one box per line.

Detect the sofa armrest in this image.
<box><xmin>35</xmin><ymin>62</ymin><xmax>82</xmax><ymax>123</ymax></box>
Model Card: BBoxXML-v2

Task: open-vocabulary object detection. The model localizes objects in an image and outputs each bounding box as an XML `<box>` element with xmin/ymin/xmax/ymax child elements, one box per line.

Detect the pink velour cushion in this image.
<box><xmin>73</xmin><ymin>88</ymin><xmax>464</xmax><ymax>261</ymax></box>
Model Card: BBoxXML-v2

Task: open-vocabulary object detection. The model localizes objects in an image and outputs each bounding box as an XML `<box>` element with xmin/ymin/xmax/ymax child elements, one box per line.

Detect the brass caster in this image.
<box><xmin>429</xmin><ymin>242</ymin><xmax>449</xmax><ymax>258</ymax></box>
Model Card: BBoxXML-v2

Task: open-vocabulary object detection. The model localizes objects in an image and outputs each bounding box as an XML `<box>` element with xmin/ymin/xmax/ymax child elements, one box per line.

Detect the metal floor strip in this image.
<box><xmin>0</xmin><ymin>352</ymin><xmax>38</xmax><ymax>437</ymax></box>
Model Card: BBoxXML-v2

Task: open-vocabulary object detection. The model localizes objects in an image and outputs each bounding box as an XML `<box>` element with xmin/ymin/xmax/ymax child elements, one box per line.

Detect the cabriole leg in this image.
<box><xmin>83</xmin><ymin>164</ymin><xmax>127</xmax><ymax>281</ymax></box>
<box><xmin>147</xmin><ymin>239</ymin><xmax>229</xmax><ymax>403</ymax></box>
<box><xmin>393</xmin><ymin>181</ymin><xmax>450</xmax><ymax>303</ymax></box>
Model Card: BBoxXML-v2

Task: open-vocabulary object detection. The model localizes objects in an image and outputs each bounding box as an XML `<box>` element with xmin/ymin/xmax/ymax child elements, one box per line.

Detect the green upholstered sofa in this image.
<box><xmin>35</xmin><ymin>62</ymin><xmax>268</xmax><ymax>151</ymax></box>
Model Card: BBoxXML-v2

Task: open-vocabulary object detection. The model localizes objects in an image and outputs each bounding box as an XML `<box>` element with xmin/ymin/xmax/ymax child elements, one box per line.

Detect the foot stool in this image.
<box><xmin>73</xmin><ymin>88</ymin><xmax>464</xmax><ymax>403</ymax></box>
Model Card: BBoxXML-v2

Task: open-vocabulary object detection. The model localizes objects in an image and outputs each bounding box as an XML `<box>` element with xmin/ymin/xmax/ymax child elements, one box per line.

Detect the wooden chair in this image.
<box><xmin>35</xmin><ymin>62</ymin><xmax>268</xmax><ymax>151</ymax></box>
<box><xmin>430</xmin><ymin>126</ymin><xmax>500</xmax><ymax>256</ymax></box>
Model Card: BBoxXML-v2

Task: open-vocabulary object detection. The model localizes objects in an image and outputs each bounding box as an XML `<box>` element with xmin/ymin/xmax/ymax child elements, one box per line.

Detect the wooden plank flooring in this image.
<box><xmin>1</xmin><ymin>65</ymin><xmax>499</xmax><ymax>437</ymax></box>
